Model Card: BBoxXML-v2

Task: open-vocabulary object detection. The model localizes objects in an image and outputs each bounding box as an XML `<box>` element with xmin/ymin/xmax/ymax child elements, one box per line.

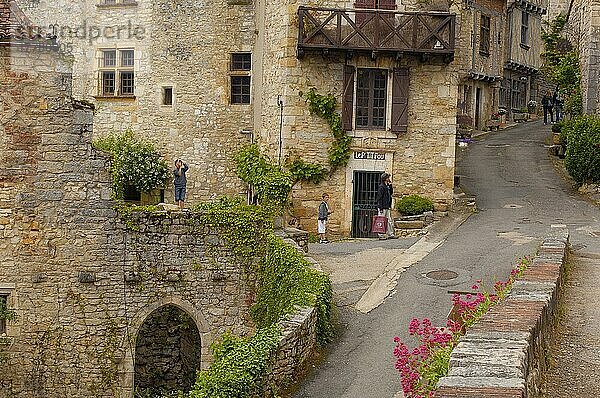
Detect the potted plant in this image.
<box><xmin>486</xmin><ymin>112</ymin><xmax>501</xmax><ymax>130</ymax></box>
<box><xmin>395</xmin><ymin>194</ymin><xmax>435</xmax><ymax>231</ymax></box>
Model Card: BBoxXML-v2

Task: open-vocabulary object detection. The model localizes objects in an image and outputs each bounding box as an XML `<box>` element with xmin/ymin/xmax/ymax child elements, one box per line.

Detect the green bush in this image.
<box><xmin>234</xmin><ymin>144</ymin><xmax>293</xmax><ymax>213</ymax></box>
<box><xmin>189</xmin><ymin>325</ymin><xmax>281</xmax><ymax>398</ymax></box>
<box><xmin>563</xmin><ymin>115</ymin><xmax>600</xmax><ymax>184</ymax></box>
<box><xmin>93</xmin><ymin>130</ymin><xmax>169</xmax><ymax>199</ymax></box>
<box><xmin>395</xmin><ymin>195</ymin><xmax>434</xmax><ymax>216</ymax></box>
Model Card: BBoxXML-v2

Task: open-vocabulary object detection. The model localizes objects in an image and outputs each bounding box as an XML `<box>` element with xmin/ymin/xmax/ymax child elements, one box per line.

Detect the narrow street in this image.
<box><xmin>293</xmin><ymin>120</ymin><xmax>600</xmax><ymax>398</ymax></box>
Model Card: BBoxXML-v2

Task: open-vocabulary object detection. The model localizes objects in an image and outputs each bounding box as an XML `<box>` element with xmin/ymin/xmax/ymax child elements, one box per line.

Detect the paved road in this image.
<box><xmin>292</xmin><ymin>120</ymin><xmax>600</xmax><ymax>398</ymax></box>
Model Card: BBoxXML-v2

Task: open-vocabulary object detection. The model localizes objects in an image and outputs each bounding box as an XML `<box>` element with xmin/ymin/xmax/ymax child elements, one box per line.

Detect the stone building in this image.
<box><xmin>454</xmin><ymin>0</ymin><xmax>506</xmax><ymax>130</ymax></box>
<box><xmin>14</xmin><ymin>0</ymin><xmax>458</xmax><ymax>238</ymax></box>
<box><xmin>500</xmin><ymin>0</ymin><xmax>547</xmax><ymax>116</ymax></box>
<box><xmin>0</xmin><ymin>2</ymin><xmax>260</xmax><ymax>396</ymax></box>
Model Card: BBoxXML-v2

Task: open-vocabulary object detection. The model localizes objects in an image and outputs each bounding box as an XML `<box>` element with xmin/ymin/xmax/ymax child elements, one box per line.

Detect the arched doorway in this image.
<box><xmin>134</xmin><ymin>305</ymin><xmax>202</xmax><ymax>396</ymax></box>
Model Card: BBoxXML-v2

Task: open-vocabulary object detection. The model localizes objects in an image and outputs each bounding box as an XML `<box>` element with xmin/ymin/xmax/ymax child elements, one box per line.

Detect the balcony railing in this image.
<box><xmin>298</xmin><ymin>6</ymin><xmax>455</xmax><ymax>61</ymax></box>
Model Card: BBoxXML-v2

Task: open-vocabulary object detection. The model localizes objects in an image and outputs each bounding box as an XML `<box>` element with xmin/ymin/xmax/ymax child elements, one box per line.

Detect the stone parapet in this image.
<box><xmin>436</xmin><ymin>226</ymin><xmax>569</xmax><ymax>398</ymax></box>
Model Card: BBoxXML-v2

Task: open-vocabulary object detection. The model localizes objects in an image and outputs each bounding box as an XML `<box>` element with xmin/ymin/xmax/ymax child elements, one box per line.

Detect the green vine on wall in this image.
<box><xmin>541</xmin><ymin>15</ymin><xmax>583</xmax><ymax>117</ymax></box>
<box><xmin>282</xmin><ymin>88</ymin><xmax>353</xmax><ymax>185</ymax></box>
<box><xmin>93</xmin><ymin>130</ymin><xmax>169</xmax><ymax>200</ymax></box>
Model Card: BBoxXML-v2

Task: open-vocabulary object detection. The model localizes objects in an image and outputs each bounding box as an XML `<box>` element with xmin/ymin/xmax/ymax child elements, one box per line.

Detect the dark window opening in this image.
<box><xmin>162</xmin><ymin>87</ymin><xmax>173</xmax><ymax>106</ymax></box>
<box><xmin>102</xmin><ymin>71</ymin><xmax>115</xmax><ymax>95</ymax></box>
<box><xmin>120</xmin><ymin>72</ymin><xmax>135</xmax><ymax>95</ymax></box>
<box><xmin>123</xmin><ymin>185</ymin><xmax>141</xmax><ymax>202</ymax></box>
<box><xmin>0</xmin><ymin>295</ymin><xmax>8</xmax><ymax>335</ymax></box>
<box><xmin>231</xmin><ymin>53</ymin><xmax>251</xmax><ymax>71</ymax></box>
<box><xmin>231</xmin><ymin>76</ymin><xmax>251</xmax><ymax>104</ymax></box>
<box><xmin>520</xmin><ymin>11</ymin><xmax>529</xmax><ymax>46</ymax></box>
<box><xmin>356</xmin><ymin>68</ymin><xmax>388</xmax><ymax>129</ymax></box>
<box><xmin>479</xmin><ymin>15</ymin><xmax>491</xmax><ymax>55</ymax></box>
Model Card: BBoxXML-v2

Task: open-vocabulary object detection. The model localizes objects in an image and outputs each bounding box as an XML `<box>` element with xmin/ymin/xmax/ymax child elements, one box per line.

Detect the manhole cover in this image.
<box><xmin>425</xmin><ymin>270</ymin><xmax>459</xmax><ymax>280</ymax></box>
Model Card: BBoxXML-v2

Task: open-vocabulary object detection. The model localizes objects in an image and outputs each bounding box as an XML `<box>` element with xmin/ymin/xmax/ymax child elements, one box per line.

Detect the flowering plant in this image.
<box><xmin>528</xmin><ymin>100</ymin><xmax>537</xmax><ymax>108</ymax></box>
<box><xmin>491</xmin><ymin>112</ymin><xmax>501</xmax><ymax>120</ymax></box>
<box><xmin>393</xmin><ymin>256</ymin><xmax>532</xmax><ymax>397</ymax></box>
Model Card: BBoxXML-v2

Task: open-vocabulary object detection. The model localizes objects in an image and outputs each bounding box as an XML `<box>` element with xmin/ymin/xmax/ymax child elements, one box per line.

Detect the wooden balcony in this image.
<box><xmin>297</xmin><ymin>6</ymin><xmax>455</xmax><ymax>62</ymax></box>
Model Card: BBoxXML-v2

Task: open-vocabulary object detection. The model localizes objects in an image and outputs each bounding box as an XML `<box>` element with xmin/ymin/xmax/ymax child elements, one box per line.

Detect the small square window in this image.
<box><xmin>231</xmin><ymin>53</ymin><xmax>251</xmax><ymax>71</ymax></box>
<box><xmin>121</xmin><ymin>50</ymin><xmax>134</xmax><ymax>67</ymax></box>
<box><xmin>103</xmin><ymin>50</ymin><xmax>116</xmax><ymax>67</ymax></box>
<box><xmin>231</xmin><ymin>76</ymin><xmax>251</xmax><ymax>104</ymax></box>
<box><xmin>162</xmin><ymin>87</ymin><xmax>173</xmax><ymax>106</ymax></box>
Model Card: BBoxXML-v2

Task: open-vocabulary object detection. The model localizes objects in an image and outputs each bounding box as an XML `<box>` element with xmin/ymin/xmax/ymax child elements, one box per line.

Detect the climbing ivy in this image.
<box><xmin>93</xmin><ymin>130</ymin><xmax>169</xmax><ymax>200</ymax></box>
<box><xmin>541</xmin><ymin>15</ymin><xmax>583</xmax><ymax>117</ymax></box>
<box><xmin>287</xmin><ymin>158</ymin><xmax>328</xmax><ymax>184</ymax></box>
<box><xmin>304</xmin><ymin>87</ymin><xmax>353</xmax><ymax>171</ymax></box>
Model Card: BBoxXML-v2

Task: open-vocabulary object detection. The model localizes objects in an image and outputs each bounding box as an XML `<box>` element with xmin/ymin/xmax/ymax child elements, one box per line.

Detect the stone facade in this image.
<box><xmin>455</xmin><ymin>0</ymin><xmax>506</xmax><ymax>130</ymax></box>
<box><xmin>15</xmin><ymin>0</ymin><xmax>458</xmax><ymax>238</ymax></box>
<box><xmin>0</xmin><ymin>32</ymin><xmax>264</xmax><ymax>396</ymax></box>
<box><xmin>436</xmin><ymin>226</ymin><xmax>569</xmax><ymax>397</ymax></box>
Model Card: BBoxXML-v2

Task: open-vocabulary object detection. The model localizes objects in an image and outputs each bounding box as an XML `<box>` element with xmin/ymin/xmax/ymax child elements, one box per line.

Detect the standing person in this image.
<box><xmin>173</xmin><ymin>159</ymin><xmax>188</xmax><ymax>209</ymax></box>
<box><xmin>553</xmin><ymin>89</ymin><xmax>563</xmax><ymax>122</ymax></box>
<box><xmin>542</xmin><ymin>91</ymin><xmax>554</xmax><ymax>125</ymax></box>
<box><xmin>376</xmin><ymin>173</ymin><xmax>396</xmax><ymax>240</ymax></box>
<box><xmin>318</xmin><ymin>193</ymin><xmax>333</xmax><ymax>244</ymax></box>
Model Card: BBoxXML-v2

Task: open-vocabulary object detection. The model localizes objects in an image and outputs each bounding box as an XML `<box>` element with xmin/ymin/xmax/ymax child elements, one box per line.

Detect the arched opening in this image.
<box><xmin>134</xmin><ymin>305</ymin><xmax>202</xmax><ymax>396</ymax></box>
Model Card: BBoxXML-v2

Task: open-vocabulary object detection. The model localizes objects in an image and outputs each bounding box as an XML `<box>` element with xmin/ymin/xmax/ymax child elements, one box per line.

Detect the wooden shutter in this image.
<box><xmin>377</xmin><ymin>0</ymin><xmax>397</xmax><ymax>10</ymax></box>
<box><xmin>354</xmin><ymin>0</ymin><xmax>376</xmax><ymax>8</ymax></box>
<box><xmin>342</xmin><ymin>65</ymin><xmax>355</xmax><ymax>132</ymax></box>
<box><xmin>354</xmin><ymin>0</ymin><xmax>375</xmax><ymax>25</ymax></box>
<box><xmin>391</xmin><ymin>67</ymin><xmax>409</xmax><ymax>133</ymax></box>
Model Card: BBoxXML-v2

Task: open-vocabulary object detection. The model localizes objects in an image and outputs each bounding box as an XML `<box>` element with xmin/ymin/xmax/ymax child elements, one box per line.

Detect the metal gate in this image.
<box><xmin>352</xmin><ymin>170</ymin><xmax>382</xmax><ymax>238</ymax></box>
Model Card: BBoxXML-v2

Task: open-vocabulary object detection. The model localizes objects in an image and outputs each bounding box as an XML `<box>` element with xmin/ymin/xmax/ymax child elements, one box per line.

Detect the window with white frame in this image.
<box><xmin>99</xmin><ymin>49</ymin><xmax>135</xmax><ymax>96</ymax></box>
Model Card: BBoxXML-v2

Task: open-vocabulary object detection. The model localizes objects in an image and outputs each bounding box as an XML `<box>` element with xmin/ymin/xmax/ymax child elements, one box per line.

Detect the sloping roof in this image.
<box><xmin>0</xmin><ymin>0</ymin><xmax>57</xmax><ymax>47</ymax></box>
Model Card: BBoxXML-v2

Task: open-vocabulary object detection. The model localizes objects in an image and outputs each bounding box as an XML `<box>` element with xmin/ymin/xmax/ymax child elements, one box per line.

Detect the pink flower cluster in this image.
<box><xmin>393</xmin><ymin>318</ymin><xmax>461</xmax><ymax>397</ymax></box>
<box><xmin>393</xmin><ymin>256</ymin><xmax>532</xmax><ymax>397</ymax></box>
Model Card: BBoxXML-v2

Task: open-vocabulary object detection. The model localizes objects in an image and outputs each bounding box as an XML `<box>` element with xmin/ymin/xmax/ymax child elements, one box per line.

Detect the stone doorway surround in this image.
<box><xmin>343</xmin><ymin>151</ymin><xmax>394</xmax><ymax>234</ymax></box>
<box><xmin>119</xmin><ymin>296</ymin><xmax>212</xmax><ymax>398</ymax></box>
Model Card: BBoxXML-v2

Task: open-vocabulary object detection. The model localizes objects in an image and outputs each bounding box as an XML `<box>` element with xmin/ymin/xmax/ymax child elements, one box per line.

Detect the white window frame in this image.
<box><xmin>98</xmin><ymin>48</ymin><xmax>135</xmax><ymax>97</ymax></box>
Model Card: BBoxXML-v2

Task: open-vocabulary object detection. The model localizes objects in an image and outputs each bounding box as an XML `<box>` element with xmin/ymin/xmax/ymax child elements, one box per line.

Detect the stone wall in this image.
<box><xmin>436</xmin><ymin>226</ymin><xmax>569</xmax><ymax>397</ymax></box>
<box><xmin>267</xmin><ymin>306</ymin><xmax>318</xmax><ymax>395</ymax></box>
<box><xmin>0</xmin><ymin>38</ymin><xmax>258</xmax><ymax>397</ymax></box>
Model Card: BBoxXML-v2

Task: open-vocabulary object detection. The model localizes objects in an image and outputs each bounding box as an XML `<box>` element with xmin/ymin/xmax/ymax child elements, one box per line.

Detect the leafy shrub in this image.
<box><xmin>396</xmin><ymin>195</ymin><xmax>434</xmax><ymax>216</ymax></box>
<box><xmin>189</xmin><ymin>325</ymin><xmax>281</xmax><ymax>398</ymax></box>
<box><xmin>93</xmin><ymin>130</ymin><xmax>169</xmax><ymax>199</ymax></box>
<box><xmin>251</xmin><ymin>234</ymin><xmax>334</xmax><ymax>346</ymax></box>
<box><xmin>234</xmin><ymin>144</ymin><xmax>293</xmax><ymax>212</ymax></box>
<box><xmin>563</xmin><ymin>115</ymin><xmax>600</xmax><ymax>184</ymax></box>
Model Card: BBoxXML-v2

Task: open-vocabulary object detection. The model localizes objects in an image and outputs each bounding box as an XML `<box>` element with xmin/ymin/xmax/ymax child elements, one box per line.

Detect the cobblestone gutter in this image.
<box><xmin>436</xmin><ymin>226</ymin><xmax>569</xmax><ymax>398</ymax></box>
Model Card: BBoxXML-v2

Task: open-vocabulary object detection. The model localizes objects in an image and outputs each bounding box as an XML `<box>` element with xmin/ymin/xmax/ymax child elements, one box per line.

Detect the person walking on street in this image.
<box><xmin>542</xmin><ymin>91</ymin><xmax>554</xmax><ymax>125</ymax></box>
<box><xmin>173</xmin><ymin>159</ymin><xmax>188</xmax><ymax>210</ymax></box>
<box><xmin>376</xmin><ymin>172</ymin><xmax>396</xmax><ymax>240</ymax></box>
<box><xmin>317</xmin><ymin>193</ymin><xmax>333</xmax><ymax>244</ymax></box>
<box><xmin>553</xmin><ymin>90</ymin><xmax>563</xmax><ymax>122</ymax></box>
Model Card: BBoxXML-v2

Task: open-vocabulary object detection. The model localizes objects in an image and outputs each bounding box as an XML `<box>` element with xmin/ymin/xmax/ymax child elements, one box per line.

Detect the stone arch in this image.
<box><xmin>119</xmin><ymin>297</ymin><xmax>213</xmax><ymax>397</ymax></box>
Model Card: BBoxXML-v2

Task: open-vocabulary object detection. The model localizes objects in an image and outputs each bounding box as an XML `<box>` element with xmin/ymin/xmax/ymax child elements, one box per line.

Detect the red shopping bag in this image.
<box><xmin>371</xmin><ymin>215</ymin><xmax>388</xmax><ymax>234</ymax></box>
